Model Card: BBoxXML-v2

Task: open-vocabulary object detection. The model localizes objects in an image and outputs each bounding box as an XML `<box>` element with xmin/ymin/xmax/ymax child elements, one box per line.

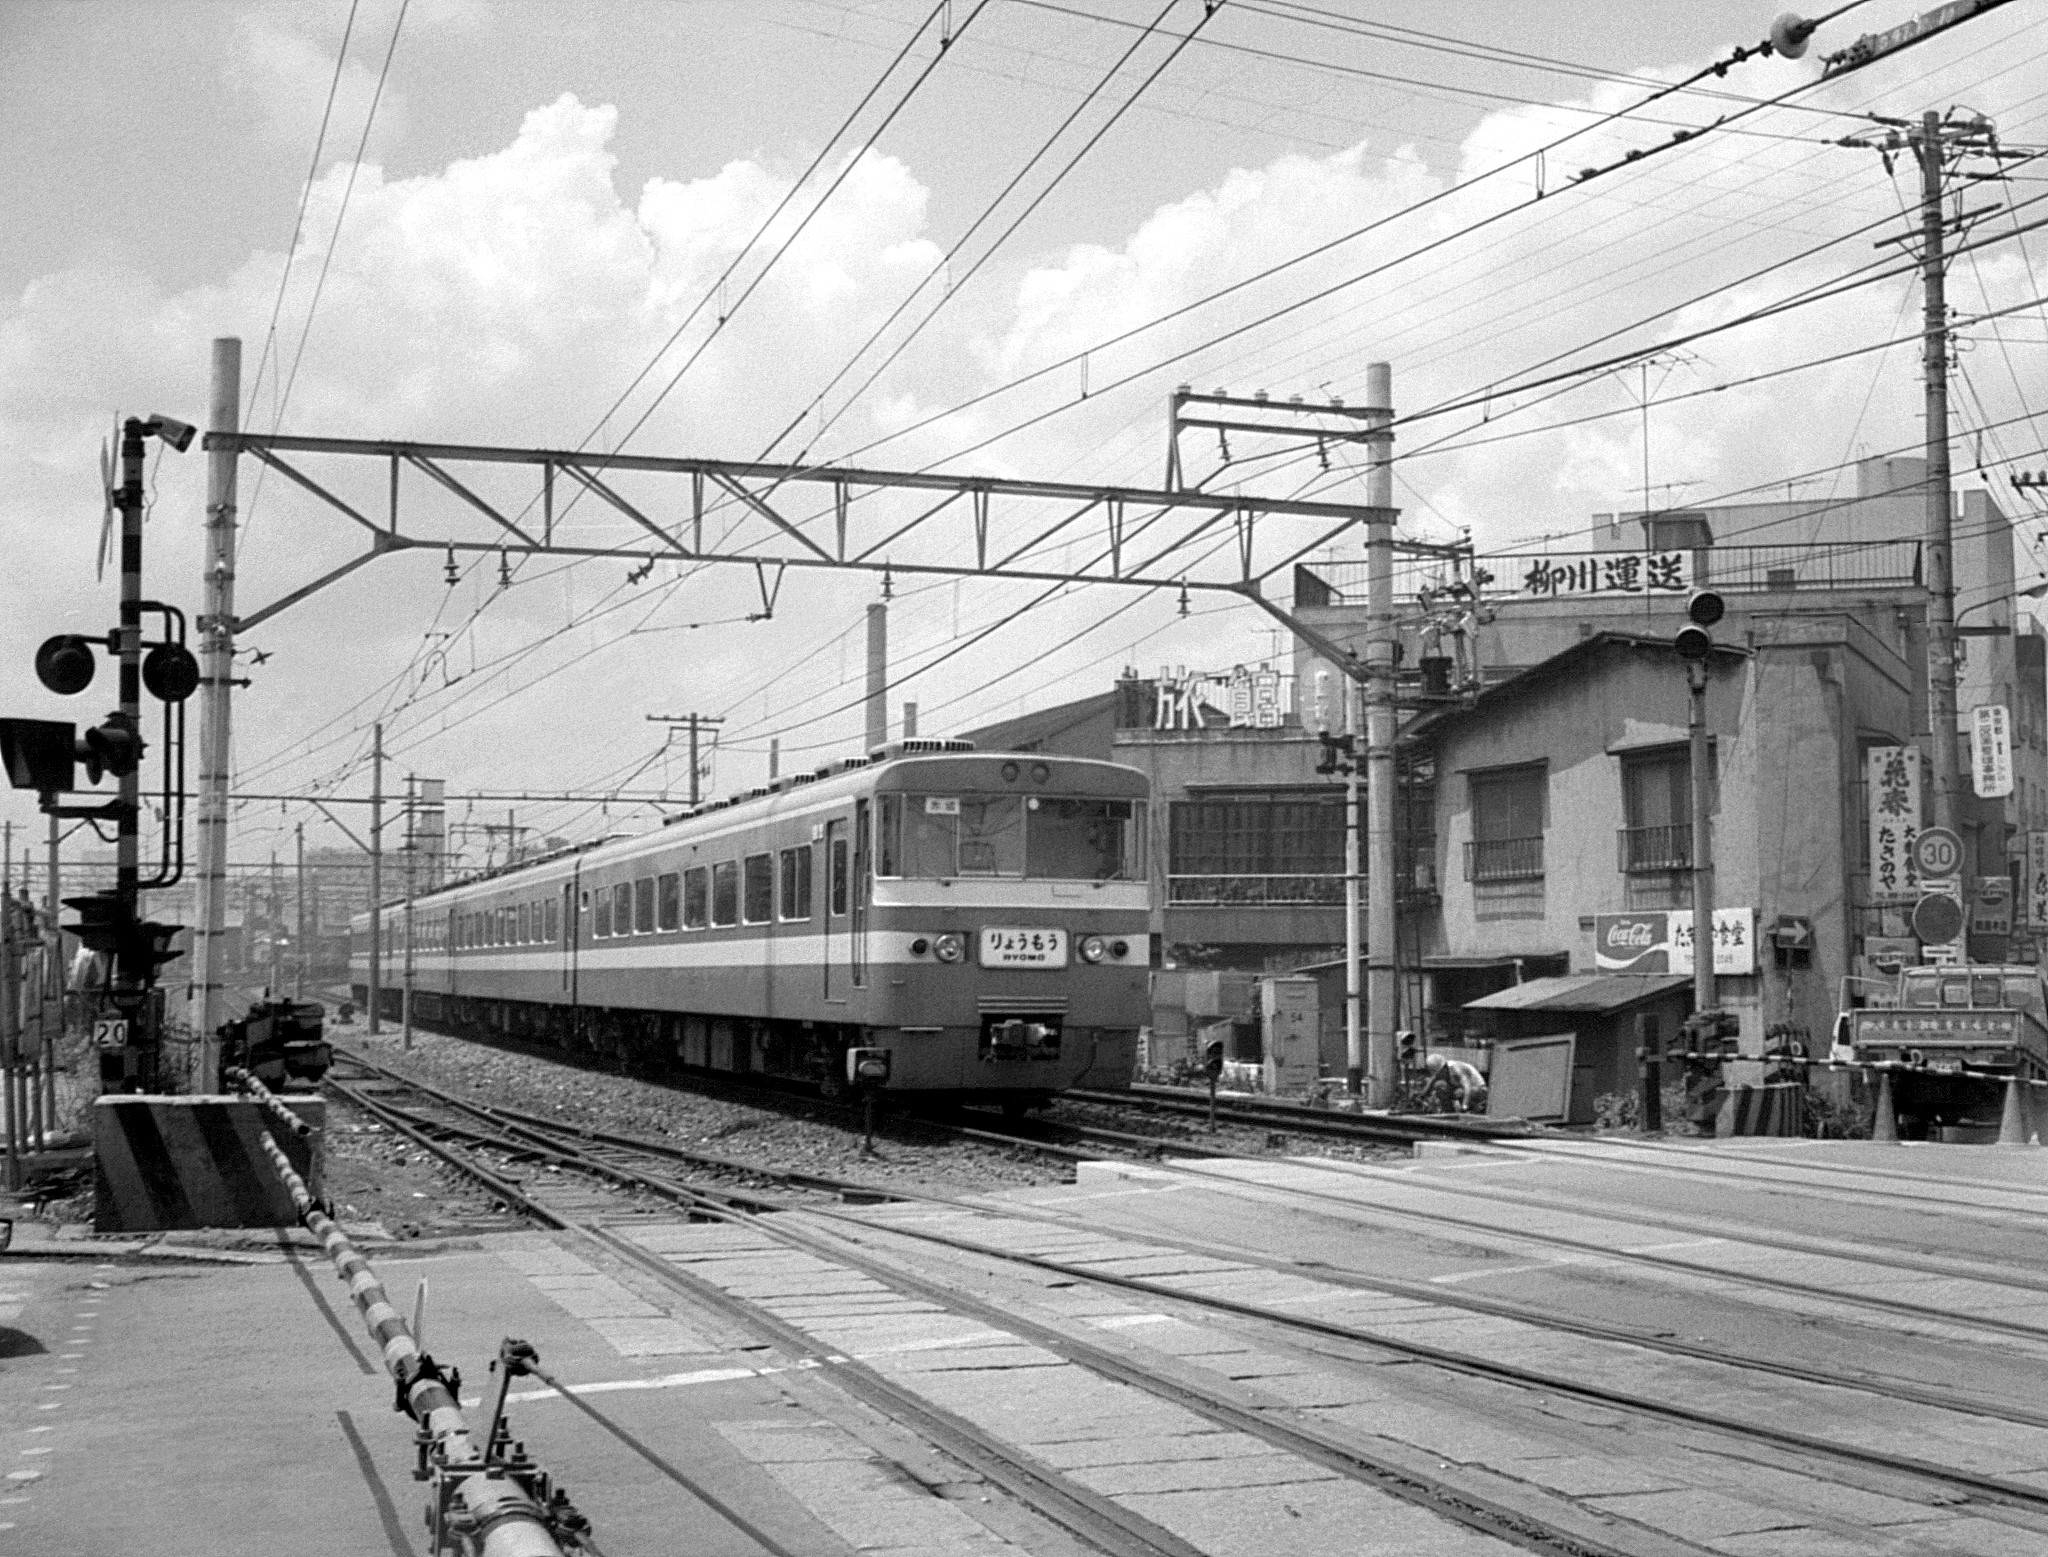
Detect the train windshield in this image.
<box><xmin>880</xmin><ymin>795</ymin><xmax>1145</xmax><ymax>881</ymax></box>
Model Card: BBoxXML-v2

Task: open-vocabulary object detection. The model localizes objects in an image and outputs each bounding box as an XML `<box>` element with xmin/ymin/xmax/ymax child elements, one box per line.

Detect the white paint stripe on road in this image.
<box><xmin>1620</xmin><ymin>1238</ymin><xmax>1727</xmax><ymax>1254</ymax></box>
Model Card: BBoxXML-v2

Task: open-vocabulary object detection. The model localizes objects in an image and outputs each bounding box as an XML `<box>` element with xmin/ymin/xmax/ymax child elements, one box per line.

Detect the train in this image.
<box><xmin>350</xmin><ymin>740</ymin><xmax>1150</xmax><ymax>1108</ymax></box>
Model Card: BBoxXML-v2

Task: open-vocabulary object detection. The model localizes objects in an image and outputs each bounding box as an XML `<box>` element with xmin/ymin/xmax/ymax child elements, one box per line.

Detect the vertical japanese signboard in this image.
<box><xmin>1971</xmin><ymin>704</ymin><xmax>2014</xmax><ymax>799</ymax></box>
<box><xmin>2030</xmin><ymin>831</ymin><xmax>2048</xmax><ymax>929</ymax></box>
<box><xmin>1866</xmin><ymin>745</ymin><xmax>1920</xmax><ymax>901</ymax></box>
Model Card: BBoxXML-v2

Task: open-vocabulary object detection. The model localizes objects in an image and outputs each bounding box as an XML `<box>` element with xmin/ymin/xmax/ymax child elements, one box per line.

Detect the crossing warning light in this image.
<box><xmin>80</xmin><ymin>713</ymin><xmax>141</xmax><ymax>783</ymax></box>
<box><xmin>34</xmin><ymin>634</ymin><xmax>98</xmax><ymax>696</ymax></box>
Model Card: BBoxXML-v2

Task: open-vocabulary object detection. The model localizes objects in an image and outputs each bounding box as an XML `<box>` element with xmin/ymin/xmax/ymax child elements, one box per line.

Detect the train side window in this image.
<box><xmin>830</xmin><ymin>837</ymin><xmax>850</xmax><ymax>916</ymax></box>
<box><xmin>711</xmin><ymin>861</ymin><xmax>739</xmax><ymax>927</ymax></box>
<box><xmin>613</xmin><ymin>883</ymin><xmax>634</xmax><ymax>935</ymax></box>
<box><xmin>876</xmin><ymin>795</ymin><xmax>901</xmax><ymax>877</ymax></box>
<box><xmin>743</xmin><ymin>854</ymin><xmax>773</xmax><ymax>923</ymax></box>
<box><xmin>683</xmin><ymin>867</ymin><xmax>709</xmax><ymax>929</ymax></box>
<box><xmin>545</xmin><ymin>899</ymin><xmax>559</xmax><ymax>942</ymax></box>
<box><xmin>780</xmin><ymin>846</ymin><xmax>812</xmax><ymax>920</ymax></box>
<box><xmin>657</xmin><ymin>873</ymin><xmax>680</xmax><ymax>931</ymax></box>
<box><xmin>635</xmin><ymin>876</ymin><xmax>656</xmax><ymax>934</ymax></box>
<box><xmin>595</xmin><ymin>890</ymin><xmax>613</xmax><ymax>938</ymax></box>
<box><xmin>517</xmin><ymin>903</ymin><xmax>529</xmax><ymax>943</ymax></box>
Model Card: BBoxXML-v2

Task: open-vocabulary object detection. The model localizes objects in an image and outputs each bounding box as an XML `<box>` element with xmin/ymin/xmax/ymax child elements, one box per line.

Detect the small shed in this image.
<box><xmin>1464</xmin><ymin>973</ymin><xmax>1692</xmax><ymax>1109</ymax></box>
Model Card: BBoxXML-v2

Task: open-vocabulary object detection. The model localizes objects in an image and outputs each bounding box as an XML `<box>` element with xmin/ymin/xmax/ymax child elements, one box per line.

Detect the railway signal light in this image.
<box><xmin>1675</xmin><ymin>589</ymin><xmax>1724</xmax><ymax>661</ymax></box>
<box><xmin>80</xmin><ymin>712</ymin><xmax>141</xmax><ymax>782</ymax></box>
<box><xmin>1203</xmin><ymin>1039</ymin><xmax>1225</xmax><ymax>1080</ymax></box>
<box><xmin>34</xmin><ymin>634</ymin><xmax>99</xmax><ymax>695</ymax></box>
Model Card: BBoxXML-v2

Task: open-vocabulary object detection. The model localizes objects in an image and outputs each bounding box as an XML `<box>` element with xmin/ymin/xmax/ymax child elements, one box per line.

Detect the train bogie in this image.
<box><xmin>350</xmin><ymin>744</ymin><xmax>1150</xmax><ymax>1104</ymax></box>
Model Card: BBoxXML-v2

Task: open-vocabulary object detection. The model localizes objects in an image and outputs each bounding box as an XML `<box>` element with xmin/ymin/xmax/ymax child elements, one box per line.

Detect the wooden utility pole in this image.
<box><xmin>402</xmin><ymin>777</ymin><xmax>416</xmax><ymax>1051</ymax></box>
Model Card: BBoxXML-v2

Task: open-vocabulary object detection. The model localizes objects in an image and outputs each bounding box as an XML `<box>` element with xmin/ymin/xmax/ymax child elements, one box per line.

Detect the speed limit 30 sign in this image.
<box><xmin>1910</xmin><ymin>826</ymin><xmax>1963</xmax><ymax>880</ymax></box>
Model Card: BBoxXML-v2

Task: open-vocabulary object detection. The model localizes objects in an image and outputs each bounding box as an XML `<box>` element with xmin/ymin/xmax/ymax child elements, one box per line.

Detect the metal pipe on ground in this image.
<box><xmin>253</xmin><ymin>1130</ymin><xmax>569</xmax><ymax>1557</ymax></box>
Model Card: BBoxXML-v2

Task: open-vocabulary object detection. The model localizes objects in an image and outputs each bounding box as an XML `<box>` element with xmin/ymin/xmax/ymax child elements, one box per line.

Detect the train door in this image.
<box><xmin>565</xmin><ymin>864</ymin><xmax>581</xmax><ymax>1006</ymax></box>
<box><xmin>853</xmin><ymin>799</ymin><xmax>870</xmax><ymax>988</ymax></box>
<box><xmin>824</xmin><ymin>818</ymin><xmax>849</xmax><ymax>1002</ymax></box>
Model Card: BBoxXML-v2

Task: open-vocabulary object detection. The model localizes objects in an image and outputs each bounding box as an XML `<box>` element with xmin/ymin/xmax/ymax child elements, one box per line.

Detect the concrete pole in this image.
<box><xmin>1689</xmin><ymin>661</ymin><xmax>1716</xmax><ymax>1017</ymax></box>
<box><xmin>369</xmin><ymin>723</ymin><xmax>383</xmax><ymax>1033</ymax></box>
<box><xmin>294</xmin><ymin>822</ymin><xmax>306</xmax><ymax>1000</ymax></box>
<box><xmin>1918</xmin><ymin>113</ymin><xmax>1961</xmax><ymax>840</ymax></box>
<box><xmin>1364</xmin><ymin>361</ymin><xmax>1399</xmax><ymax>1106</ymax></box>
<box><xmin>193</xmin><ymin>337</ymin><xmax>239</xmax><ymax>1088</ymax></box>
<box><xmin>865</xmin><ymin>602</ymin><xmax>888</xmax><ymax>753</ymax></box>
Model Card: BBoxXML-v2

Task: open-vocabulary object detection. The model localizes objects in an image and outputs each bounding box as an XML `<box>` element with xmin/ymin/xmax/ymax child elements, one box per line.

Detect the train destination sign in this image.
<box><xmin>979</xmin><ymin>926</ymin><xmax>1069</xmax><ymax>968</ymax></box>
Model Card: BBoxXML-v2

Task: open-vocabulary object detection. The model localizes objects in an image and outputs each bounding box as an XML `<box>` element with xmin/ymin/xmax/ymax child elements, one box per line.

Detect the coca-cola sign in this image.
<box><xmin>1594</xmin><ymin>909</ymin><xmax>1757</xmax><ymax>976</ymax></box>
<box><xmin>1596</xmin><ymin>913</ymin><xmax>1673</xmax><ymax>973</ymax></box>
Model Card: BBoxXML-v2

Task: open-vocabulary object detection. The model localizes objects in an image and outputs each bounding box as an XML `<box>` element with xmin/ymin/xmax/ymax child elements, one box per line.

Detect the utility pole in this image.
<box><xmin>1919</xmin><ymin>110</ymin><xmax>1963</xmax><ymax>839</ymax></box>
<box><xmin>1849</xmin><ymin>111</ymin><xmax>2011</xmax><ymax>839</ymax></box>
<box><xmin>369</xmin><ymin>722</ymin><xmax>383</xmax><ymax>1033</ymax></box>
<box><xmin>647</xmin><ymin>713</ymin><xmax>724</xmax><ymax>806</ymax></box>
<box><xmin>193</xmin><ymin>337</ymin><xmax>239</xmax><ymax>1088</ymax></box>
<box><xmin>43</xmin><ymin>811</ymin><xmax>58</xmax><ymax>1130</ymax></box>
<box><xmin>1363</xmin><ymin>361</ymin><xmax>1399</xmax><ymax>1107</ymax></box>
<box><xmin>294</xmin><ymin>821</ymin><xmax>305</xmax><ymax>1000</ymax></box>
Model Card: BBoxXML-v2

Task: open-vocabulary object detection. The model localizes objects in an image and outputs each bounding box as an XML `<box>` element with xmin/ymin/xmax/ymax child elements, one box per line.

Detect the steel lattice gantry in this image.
<box><xmin>206</xmin><ymin>432</ymin><xmax>1460</xmax><ymax>658</ymax></box>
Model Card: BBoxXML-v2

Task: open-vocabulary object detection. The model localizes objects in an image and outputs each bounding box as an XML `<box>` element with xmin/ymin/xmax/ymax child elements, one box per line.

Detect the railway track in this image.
<box><xmin>318</xmin><ymin>1046</ymin><xmax>2048</xmax><ymax>1551</ymax></box>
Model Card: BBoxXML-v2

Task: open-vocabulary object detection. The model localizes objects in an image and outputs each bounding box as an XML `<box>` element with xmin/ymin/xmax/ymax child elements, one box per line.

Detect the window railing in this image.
<box><xmin>1618</xmin><ymin>823</ymin><xmax>1693</xmax><ymax>872</ymax></box>
<box><xmin>1462</xmin><ymin>836</ymin><xmax>1544</xmax><ymax>882</ymax></box>
<box><xmin>1167</xmin><ymin>873</ymin><xmax>1345</xmax><ymax>906</ymax></box>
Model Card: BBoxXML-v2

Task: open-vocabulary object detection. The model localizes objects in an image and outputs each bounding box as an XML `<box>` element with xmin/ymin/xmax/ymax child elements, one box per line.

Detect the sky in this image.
<box><xmin>4</xmin><ymin>0</ymin><xmax>2048</xmax><ymax>877</ymax></box>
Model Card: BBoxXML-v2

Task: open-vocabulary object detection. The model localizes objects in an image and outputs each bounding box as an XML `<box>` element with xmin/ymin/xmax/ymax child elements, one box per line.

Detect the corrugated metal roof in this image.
<box><xmin>1464</xmin><ymin>973</ymin><xmax>1690</xmax><ymax>1012</ymax></box>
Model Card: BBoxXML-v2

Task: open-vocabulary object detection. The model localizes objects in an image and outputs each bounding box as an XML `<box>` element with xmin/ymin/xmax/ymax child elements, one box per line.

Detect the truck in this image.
<box><xmin>1845</xmin><ymin>964</ymin><xmax>2048</xmax><ymax>1078</ymax></box>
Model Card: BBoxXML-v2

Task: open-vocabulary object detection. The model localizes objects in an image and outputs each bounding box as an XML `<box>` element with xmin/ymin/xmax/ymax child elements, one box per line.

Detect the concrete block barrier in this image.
<box><xmin>92</xmin><ymin>1094</ymin><xmax>324</xmax><ymax>1233</ymax></box>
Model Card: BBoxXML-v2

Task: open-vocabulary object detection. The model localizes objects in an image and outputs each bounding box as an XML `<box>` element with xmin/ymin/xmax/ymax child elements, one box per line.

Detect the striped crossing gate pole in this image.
<box><xmin>253</xmin><ymin>1131</ymin><xmax>585</xmax><ymax>1556</ymax></box>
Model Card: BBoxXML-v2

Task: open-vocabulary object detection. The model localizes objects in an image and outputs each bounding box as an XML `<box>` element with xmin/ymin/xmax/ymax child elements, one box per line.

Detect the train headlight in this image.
<box><xmin>1079</xmin><ymin>935</ymin><xmax>1107</xmax><ymax>964</ymax></box>
<box><xmin>909</xmin><ymin>937</ymin><xmax>930</xmax><ymax>956</ymax></box>
<box><xmin>934</xmin><ymin>933</ymin><xmax>966</xmax><ymax>964</ymax></box>
<box><xmin>1110</xmin><ymin>939</ymin><xmax>1129</xmax><ymax>959</ymax></box>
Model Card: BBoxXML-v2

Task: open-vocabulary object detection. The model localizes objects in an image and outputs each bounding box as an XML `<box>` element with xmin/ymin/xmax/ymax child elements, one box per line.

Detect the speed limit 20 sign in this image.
<box><xmin>1910</xmin><ymin>826</ymin><xmax>1963</xmax><ymax>880</ymax></box>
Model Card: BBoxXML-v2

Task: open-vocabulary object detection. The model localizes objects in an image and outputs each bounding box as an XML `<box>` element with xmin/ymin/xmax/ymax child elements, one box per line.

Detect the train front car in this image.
<box><xmin>865</xmin><ymin>749</ymin><xmax>1149</xmax><ymax>1105</ymax></box>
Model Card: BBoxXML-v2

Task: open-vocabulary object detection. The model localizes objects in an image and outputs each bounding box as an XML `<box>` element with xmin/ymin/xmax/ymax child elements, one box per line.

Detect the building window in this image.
<box><xmin>1464</xmin><ymin>765</ymin><xmax>1546</xmax><ymax>881</ymax></box>
<box><xmin>743</xmin><ymin>853</ymin><xmax>774</xmax><ymax>924</ymax></box>
<box><xmin>780</xmin><ymin>846</ymin><xmax>812</xmax><ymax>920</ymax></box>
<box><xmin>1617</xmin><ymin>748</ymin><xmax>1694</xmax><ymax>871</ymax></box>
<box><xmin>657</xmin><ymin>873</ymin><xmax>680</xmax><ymax>931</ymax></box>
<box><xmin>1167</xmin><ymin>795</ymin><xmax>1343</xmax><ymax>905</ymax></box>
<box><xmin>711</xmin><ymin>861</ymin><xmax>738</xmax><ymax>927</ymax></box>
<box><xmin>683</xmin><ymin>867</ymin><xmax>709</xmax><ymax>930</ymax></box>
